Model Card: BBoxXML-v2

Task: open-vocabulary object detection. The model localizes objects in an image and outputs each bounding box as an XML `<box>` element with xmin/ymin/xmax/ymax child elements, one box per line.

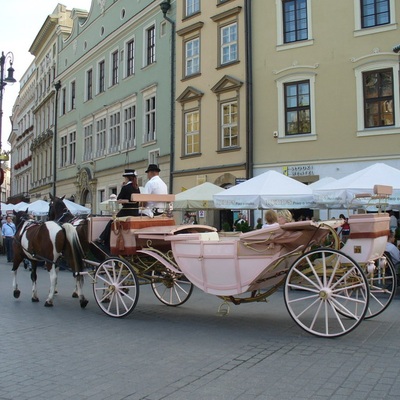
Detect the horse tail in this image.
<box><xmin>62</xmin><ymin>223</ymin><xmax>83</xmax><ymax>271</ymax></box>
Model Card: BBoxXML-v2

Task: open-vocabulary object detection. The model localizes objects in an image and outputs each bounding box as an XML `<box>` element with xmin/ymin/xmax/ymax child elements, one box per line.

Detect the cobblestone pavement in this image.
<box><xmin>0</xmin><ymin>254</ymin><xmax>400</xmax><ymax>400</ymax></box>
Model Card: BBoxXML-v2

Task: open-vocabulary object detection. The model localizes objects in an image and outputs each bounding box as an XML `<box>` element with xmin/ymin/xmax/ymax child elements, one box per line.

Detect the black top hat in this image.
<box><xmin>122</xmin><ymin>169</ymin><xmax>136</xmax><ymax>177</ymax></box>
<box><xmin>145</xmin><ymin>164</ymin><xmax>160</xmax><ymax>173</ymax></box>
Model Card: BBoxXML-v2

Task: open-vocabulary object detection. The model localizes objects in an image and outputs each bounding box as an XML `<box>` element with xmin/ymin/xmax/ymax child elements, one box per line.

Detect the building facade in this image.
<box><xmin>252</xmin><ymin>0</ymin><xmax>400</xmax><ymax>182</ymax></box>
<box><xmin>29</xmin><ymin>4</ymin><xmax>77</xmax><ymax>202</ymax></box>
<box><xmin>7</xmin><ymin>0</ymin><xmax>400</xmax><ymax>223</ymax></box>
<box><xmin>8</xmin><ymin>61</ymin><xmax>36</xmax><ymax>204</ymax></box>
<box><xmin>55</xmin><ymin>0</ymin><xmax>174</xmax><ymax>213</ymax></box>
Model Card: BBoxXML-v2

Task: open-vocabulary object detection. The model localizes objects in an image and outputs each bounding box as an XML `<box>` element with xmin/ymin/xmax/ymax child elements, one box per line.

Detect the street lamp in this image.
<box><xmin>159</xmin><ymin>0</ymin><xmax>175</xmax><ymax>193</ymax></box>
<box><xmin>0</xmin><ymin>51</ymin><xmax>16</xmax><ymax>198</ymax></box>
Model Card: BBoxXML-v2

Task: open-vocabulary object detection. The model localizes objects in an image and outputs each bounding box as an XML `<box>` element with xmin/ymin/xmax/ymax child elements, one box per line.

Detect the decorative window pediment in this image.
<box><xmin>177</xmin><ymin>86</ymin><xmax>204</xmax><ymax>103</ymax></box>
<box><xmin>211</xmin><ymin>75</ymin><xmax>243</xmax><ymax>94</ymax></box>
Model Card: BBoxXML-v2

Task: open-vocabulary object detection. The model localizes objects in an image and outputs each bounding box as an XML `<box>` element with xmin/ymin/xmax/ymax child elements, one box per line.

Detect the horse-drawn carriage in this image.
<box><xmin>13</xmin><ymin>187</ymin><xmax>397</xmax><ymax>338</ymax></box>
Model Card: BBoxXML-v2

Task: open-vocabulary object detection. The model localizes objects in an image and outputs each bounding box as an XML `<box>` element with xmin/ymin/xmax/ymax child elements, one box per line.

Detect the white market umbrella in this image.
<box><xmin>213</xmin><ymin>170</ymin><xmax>315</xmax><ymax>209</ymax></box>
<box><xmin>309</xmin><ymin>177</ymin><xmax>337</xmax><ymax>190</ymax></box>
<box><xmin>24</xmin><ymin>200</ymin><xmax>50</xmax><ymax>216</ymax></box>
<box><xmin>313</xmin><ymin>163</ymin><xmax>400</xmax><ymax>208</ymax></box>
<box><xmin>13</xmin><ymin>201</ymin><xmax>30</xmax><ymax>212</ymax></box>
<box><xmin>0</xmin><ymin>203</ymin><xmax>16</xmax><ymax>214</ymax></box>
<box><xmin>174</xmin><ymin>182</ymin><xmax>225</xmax><ymax>209</ymax></box>
<box><xmin>63</xmin><ymin>199</ymin><xmax>91</xmax><ymax>215</ymax></box>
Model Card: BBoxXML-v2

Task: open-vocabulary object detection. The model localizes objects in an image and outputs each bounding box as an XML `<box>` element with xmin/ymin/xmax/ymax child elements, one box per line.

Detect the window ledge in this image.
<box><xmin>276</xmin><ymin>39</ymin><xmax>314</xmax><ymax>51</ymax></box>
<box><xmin>277</xmin><ymin>134</ymin><xmax>317</xmax><ymax>143</ymax></box>
<box><xmin>217</xmin><ymin>60</ymin><xmax>240</xmax><ymax>70</ymax></box>
<box><xmin>354</xmin><ymin>23</ymin><xmax>397</xmax><ymax>37</ymax></box>
<box><xmin>357</xmin><ymin>127</ymin><xmax>400</xmax><ymax>137</ymax></box>
<box><xmin>182</xmin><ymin>72</ymin><xmax>201</xmax><ymax>82</ymax></box>
<box><xmin>142</xmin><ymin>140</ymin><xmax>157</xmax><ymax>147</ymax></box>
<box><xmin>217</xmin><ymin>146</ymin><xmax>241</xmax><ymax>153</ymax></box>
<box><xmin>181</xmin><ymin>153</ymin><xmax>202</xmax><ymax>159</ymax></box>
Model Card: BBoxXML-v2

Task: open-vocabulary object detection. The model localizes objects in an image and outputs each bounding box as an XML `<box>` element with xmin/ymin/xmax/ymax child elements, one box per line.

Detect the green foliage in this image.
<box><xmin>222</xmin><ymin>222</ymin><xmax>232</xmax><ymax>232</ymax></box>
<box><xmin>235</xmin><ymin>220</ymin><xmax>252</xmax><ymax>233</ymax></box>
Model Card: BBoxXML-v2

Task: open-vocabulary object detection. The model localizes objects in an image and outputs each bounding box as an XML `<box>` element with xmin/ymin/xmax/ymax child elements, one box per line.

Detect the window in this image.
<box><xmin>109</xmin><ymin>111</ymin><xmax>121</xmax><ymax>152</ymax></box>
<box><xmin>361</xmin><ymin>0</ymin><xmax>390</xmax><ymax>28</ymax></box>
<box><xmin>83</xmin><ymin>124</ymin><xmax>93</xmax><ymax>161</ymax></box>
<box><xmin>220</xmin><ymin>22</ymin><xmax>237</xmax><ymax>65</ymax></box>
<box><xmin>184</xmin><ymin>111</ymin><xmax>200</xmax><ymax>155</ymax></box>
<box><xmin>363</xmin><ymin>69</ymin><xmax>394</xmax><ymax>128</ymax></box>
<box><xmin>221</xmin><ymin>101</ymin><xmax>238</xmax><ymax>148</ymax></box>
<box><xmin>60</xmin><ymin>135</ymin><xmax>67</xmax><ymax>167</ymax></box>
<box><xmin>185</xmin><ymin>0</ymin><xmax>200</xmax><ymax>17</ymax></box>
<box><xmin>185</xmin><ymin>37</ymin><xmax>200</xmax><ymax>77</ymax></box>
<box><xmin>69</xmin><ymin>131</ymin><xmax>76</xmax><ymax>164</ymax></box>
<box><xmin>98</xmin><ymin>60</ymin><xmax>105</xmax><ymax>93</ymax></box>
<box><xmin>96</xmin><ymin>117</ymin><xmax>107</xmax><ymax>157</ymax></box>
<box><xmin>123</xmin><ymin>105</ymin><xmax>136</xmax><ymax>149</ymax></box>
<box><xmin>126</xmin><ymin>39</ymin><xmax>135</xmax><ymax>77</ymax></box>
<box><xmin>145</xmin><ymin>25</ymin><xmax>156</xmax><ymax>66</ymax></box>
<box><xmin>111</xmin><ymin>50</ymin><xmax>119</xmax><ymax>86</ymax></box>
<box><xmin>283</xmin><ymin>0</ymin><xmax>308</xmax><ymax>43</ymax></box>
<box><xmin>284</xmin><ymin>80</ymin><xmax>311</xmax><ymax>135</ymax></box>
<box><xmin>70</xmin><ymin>81</ymin><xmax>76</xmax><ymax>110</ymax></box>
<box><xmin>61</xmin><ymin>88</ymin><xmax>66</xmax><ymax>115</ymax></box>
<box><xmin>86</xmin><ymin>69</ymin><xmax>93</xmax><ymax>101</ymax></box>
<box><xmin>144</xmin><ymin>95</ymin><xmax>156</xmax><ymax>142</ymax></box>
<box><xmin>149</xmin><ymin>149</ymin><xmax>159</xmax><ymax>166</ymax></box>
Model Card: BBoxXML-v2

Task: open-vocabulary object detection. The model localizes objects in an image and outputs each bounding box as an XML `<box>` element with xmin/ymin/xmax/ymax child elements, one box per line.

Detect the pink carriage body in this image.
<box><xmin>340</xmin><ymin>213</ymin><xmax>390</xmax><ymax>263</ymax></box>
<box><xmin>163</xmin><ymin>221</ymin><xmax>331</xmax><ymax>296</ymax></box>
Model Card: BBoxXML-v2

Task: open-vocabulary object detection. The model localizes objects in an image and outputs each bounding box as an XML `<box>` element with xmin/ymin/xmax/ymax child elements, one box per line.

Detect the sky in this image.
<box><xmin>0</xmin><ymin>0</ymin><xmax>93</xmax><ymax>150</ymax></box>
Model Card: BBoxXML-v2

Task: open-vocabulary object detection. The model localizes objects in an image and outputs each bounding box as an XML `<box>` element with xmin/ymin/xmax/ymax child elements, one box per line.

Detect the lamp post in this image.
<box><xmin>159</xmin><ymin>0</ymin><xmax>175</xmax><ymax>193</ymax></box>
<box><xmin>0</xmin><ymin>51</ymin><xmax>16</xmax><ymax>204</ymax></box>
<box><xmin>52</xmin><ymin>80</ymin><xmax>61</xmax><ymax>197</ymax></box>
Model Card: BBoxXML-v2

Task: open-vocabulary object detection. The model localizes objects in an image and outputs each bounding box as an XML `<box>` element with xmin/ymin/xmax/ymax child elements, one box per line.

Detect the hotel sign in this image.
<box><xmin>283</xmin><ymin>165</ymin><xmax>314</xmax><ymax>177</ymax></box>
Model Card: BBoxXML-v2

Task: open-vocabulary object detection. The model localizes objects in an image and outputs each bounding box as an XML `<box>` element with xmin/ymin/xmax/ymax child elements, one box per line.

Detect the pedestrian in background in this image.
<box><xmin>2</xmin><ymin>215</ymin><xmax>16</xmax><ymax>262</ymax></box>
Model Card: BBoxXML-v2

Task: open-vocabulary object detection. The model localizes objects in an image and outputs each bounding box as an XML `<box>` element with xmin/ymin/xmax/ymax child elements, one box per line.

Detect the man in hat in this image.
<box><xmin>142</xmin><ymin>164</ymin><xmax>168</xmax><ymax>216</ymax></box>
<box><xmin>96</xmin><ymin>168</ymin><xmax>140</xmax><ymax>249</ymax></box>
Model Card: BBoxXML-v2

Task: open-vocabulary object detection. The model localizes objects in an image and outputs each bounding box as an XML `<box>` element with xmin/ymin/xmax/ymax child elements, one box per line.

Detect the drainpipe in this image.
<box><xmin>245</xmin><ymin>0</ymin><xmax>253</xmax><ymax>180</ymax></box>
<box><xmin>160</xmin><ymin>0</ymin><xmax>175</xmax><ymax>193</ymax></box>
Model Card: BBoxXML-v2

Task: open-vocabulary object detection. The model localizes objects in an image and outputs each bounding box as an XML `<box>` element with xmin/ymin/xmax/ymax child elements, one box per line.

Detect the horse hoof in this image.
<box><xmin>13</xmin><ymin>290</ymin><xmax>21</xmax><ymax>299</ymax></box>
<box><xmin>32</xmin><ymin>298</ymin><xmax>39</xmax><ymax>303</ymax></box>
<box><xmin>80</xmin><ymin>299</ymin><xmax>89</xmax><ymax>309</ymax></box>
<box><xmin>44</xmin><ymin>301</ymin><xmax>53</xmax><ymax>307</ymax></box>
<box><xmin>72</xmin><ymin>292</ymin><xmax>78</xmax><ymax>298</ymax></box>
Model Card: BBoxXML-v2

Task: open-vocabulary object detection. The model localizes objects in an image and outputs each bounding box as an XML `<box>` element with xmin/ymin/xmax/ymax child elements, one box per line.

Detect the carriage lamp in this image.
<box><xmin>108</xmin><ymin>194</ymin><xmax>119</xmax><ymax>217</ymax></box>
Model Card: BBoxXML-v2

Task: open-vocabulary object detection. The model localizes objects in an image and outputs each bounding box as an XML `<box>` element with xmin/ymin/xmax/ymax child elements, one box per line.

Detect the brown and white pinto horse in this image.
<box><xmin>48</xmin><ymin>194</ymin><xmax>89</xmax><ymax>255</ymax></box>
<box><xmin>12</xmin><ymin>210</ymin><xmax>88</xmax><ymax>308</ymax></box>
<box><xmin>48</xmin><ymin>194</ymin><xmax>90</xmax><ymax>298</ymax></box>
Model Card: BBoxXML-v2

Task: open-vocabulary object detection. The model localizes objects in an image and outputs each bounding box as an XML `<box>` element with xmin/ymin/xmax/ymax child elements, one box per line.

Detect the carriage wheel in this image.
<box><xmin>151</xmin><ymin>268</ymin><xmax>193</xmax><ymax>306</ymax></box>
<box><xmin>363</xmin><ymin>252</ymin><xmax>397</xmax><ymax>319</ymax></box>
<box><xmin>284</xmin><ymin>248</ymin><xmax>369</xmax><ymax>338</ymax></box>
<box><xmin>93</xmin><ymin>258</ymin><xmax>139</xmax><ymax>318</ymax></box>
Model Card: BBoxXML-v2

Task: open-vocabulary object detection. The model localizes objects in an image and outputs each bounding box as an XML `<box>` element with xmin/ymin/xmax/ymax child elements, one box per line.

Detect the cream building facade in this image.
<box><xmin>174</xmin><ymin>0</ymin><xmax>249</xmax><ymax>192</ymax></box>
<box><xmin>8</xmin><ymin>61</ymin><xmax>36</xmax><ymax>204</ymax></box>
<box><xmin>173</xmin><ymin>0</ymin><xmax>249</xmax><ymax>227</ymax></box>
<box><xmin>29</xmin><ymin>4</ymin><xmax>78</xmax><ymax>201</ymax></box>
<box><xmin>252</xmin><ymin>0</ymin><xmax>400</xmax><ymax>184</ymax></box>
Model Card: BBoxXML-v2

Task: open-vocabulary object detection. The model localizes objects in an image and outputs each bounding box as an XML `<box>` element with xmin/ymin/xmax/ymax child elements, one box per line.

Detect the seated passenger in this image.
<box><xmin>386</xmin><ymin>232</ymin><xmax>400</xmax><ymax>272</ymax></box>
<box><xmin>262</xmin><ymin>209</ymin><xmax>279</xmax><ymax>228</ymax></box>
<box><xmin>277</xmin><ymin>209</ymin><xmax>293</xmax><ymax>225</ymax></box>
